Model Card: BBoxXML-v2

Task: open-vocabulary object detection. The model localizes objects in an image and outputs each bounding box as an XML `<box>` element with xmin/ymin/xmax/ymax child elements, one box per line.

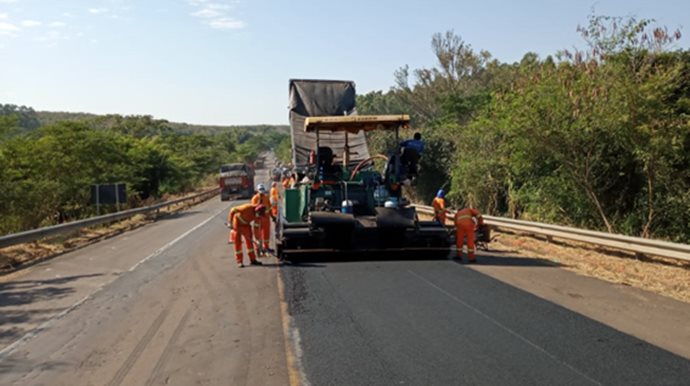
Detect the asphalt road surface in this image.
<box><xmin>280</xmin><ymin>259</ymin><xmax>690</xmax><ymax>385</ymax></box>
<box><xmin>0</xmin><ymin>169</ymin><xmax>289</xmax><ymax>386</ymax></box>
<box><xmin>1</xmin><ymin>165</ymin><xmax>689</xmax><ymax>385</ymax></box>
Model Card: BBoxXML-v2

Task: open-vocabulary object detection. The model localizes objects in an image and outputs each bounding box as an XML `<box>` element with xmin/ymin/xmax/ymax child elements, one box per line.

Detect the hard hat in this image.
<box><xmin>384</xmin><ymin>200</ymin><xmax>398</xmax><ymax>208</ymax></box>
<box><xmin>257</xmin><ymin>183</ymin><xmax>266</xmax><ymax>193</ymax></box>
<box><xmin>341</xmin><ymin>200</ymin><xmax>353</xmax><ymax>214</ymax></box>
<box><xmin>436</xmin><ymin>189</ymin><xmax>445</xmax><ymax>198</ymax></box>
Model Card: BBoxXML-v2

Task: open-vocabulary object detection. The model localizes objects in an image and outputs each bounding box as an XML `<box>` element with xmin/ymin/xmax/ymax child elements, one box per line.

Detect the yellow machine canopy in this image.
<box><xmin>304</xmin><ymin>115</ymin><xmax>411</xmax><ymax>134</ymax></box>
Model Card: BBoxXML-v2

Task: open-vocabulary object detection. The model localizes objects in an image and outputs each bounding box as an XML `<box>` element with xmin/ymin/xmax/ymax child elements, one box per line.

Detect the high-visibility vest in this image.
<box><xmin>251</xmin><ymin>193</ymin><xmax>271</xmax><ymax>217</ymax></box>
<box><xmin>454</xmin><ymin>207</ymin><xmax>482</xmax><ymax>226</ymax></box>
<box><xmin>270</xmin><ymin>187</ymin><xmax>280</xmax><ymax>205</ymax></box>
<box><xmin>432</xmin><ymin>197</ymin><xmax>445</xmax><ymax>215</ymax></box>
<box><xmin>229</xmin><ymin>203</ymin><xmax>257</xmax><ymax>228</ymax></box>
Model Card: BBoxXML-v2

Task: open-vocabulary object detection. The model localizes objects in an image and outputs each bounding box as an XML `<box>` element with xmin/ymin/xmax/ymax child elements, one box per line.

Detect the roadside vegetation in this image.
<box><xmin>0</xmin><ymin>109</ymin><xmax>287</xmax><ymax>234</ymax></box>
<box><xmin>359</xmin><ymin>14</ymin><xmax>690</xmax><ymax>243</ymax></box>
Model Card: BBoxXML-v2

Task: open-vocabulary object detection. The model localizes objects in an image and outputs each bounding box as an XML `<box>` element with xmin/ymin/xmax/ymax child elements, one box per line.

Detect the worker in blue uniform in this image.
<box><xmin>399</xmin><ymin>132</ymin><xmax>424</xmax><ymax>181</ymax></box>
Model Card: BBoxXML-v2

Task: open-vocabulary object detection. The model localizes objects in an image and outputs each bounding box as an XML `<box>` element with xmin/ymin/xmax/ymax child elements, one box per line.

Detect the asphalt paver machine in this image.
<box><xmin>275</xmin><ymin>79</ymin><xmax>450</xmax><ymax>260</ymax></box>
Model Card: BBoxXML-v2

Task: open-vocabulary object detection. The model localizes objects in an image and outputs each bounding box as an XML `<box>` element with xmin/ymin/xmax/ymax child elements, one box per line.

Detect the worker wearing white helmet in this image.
<box><xmin>251</xmin><ymin>183</ymin><xmax>271</xmax><ymax>256</ymax></box>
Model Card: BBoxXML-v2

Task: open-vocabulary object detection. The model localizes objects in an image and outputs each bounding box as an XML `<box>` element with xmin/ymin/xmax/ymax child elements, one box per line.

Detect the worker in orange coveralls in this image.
<box><xmin>269</xmin><ymin>182</ymin><xmax>281</xmax><ymax>220</ymax></box>
<box><xmin>282</xmin><ymin>174</ymin><xmax>295</xmax><ymax>189</ymax></box>
<box><xmin>251</xmin><ymin>184</ymin><xmax>271</xmax><ymax>256</ymax></box>
<box><xmin>227</xmin><ymin>203</ymin><xmax>265</xmax><ymax>268</ymax></box>
<box><xmin>432</xmin><ymin>189</ymin><xmax>447</xmax><ymax>224</ymax></box>
<box><xmin>454</xmin><ymin>206</ymin><xmax>484</xmax><ymax>263</ymax></box>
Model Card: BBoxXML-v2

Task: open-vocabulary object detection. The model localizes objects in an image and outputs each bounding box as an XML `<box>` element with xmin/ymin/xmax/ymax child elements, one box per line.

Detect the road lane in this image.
<box><xmin>280</xmin><ymin>259</ymin><xmax>690</xmax><ymax>385</ymax></box>
<box><xmin>0</xmin><ymin>168</ymin><xmax>290</xmax><ymax>385</ymax></box>
<box><xmin>0</xmin><ymin>198</ymin><xmax>228</xmax><ymax>358</ymax></box>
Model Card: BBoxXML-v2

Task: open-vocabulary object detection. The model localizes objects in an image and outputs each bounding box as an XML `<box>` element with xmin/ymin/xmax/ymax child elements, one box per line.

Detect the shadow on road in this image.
<box><xmin>155</xmin><ymin>210</ymin><xmax>203</xmax><ymax>222</ymax></box>
<box><xmin>0</xmin><ymin>273</ymin><xmax>104</xmax><ymax>308</ymax></box>
<box><xmin>280</xmin><ymin>250</ymin><xmax>563</xmax><ymax>268</ymax></box>
<box><xmin>461</xmin><ymin>254</ymin><xmax>561</xmax><ymax>268</ymax></box>
<box><xmin>281</xmin><ymin>251</ymin><xmax>453</xmax><ymax>266</ymax></box>
<box><xmin>0</xmin><ymin>355</ymin><xmax>69</xmax><ymax>376</ymax></box>
<box><xmin>0</xmin><ymin>273</ymin><xmax>104</xmax><ymax>345</ymax></box>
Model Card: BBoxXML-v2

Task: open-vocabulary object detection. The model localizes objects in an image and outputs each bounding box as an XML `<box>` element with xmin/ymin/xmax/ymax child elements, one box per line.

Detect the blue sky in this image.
<box><xmin>1</xmin><ymin>0</ymin><xmax>688</xmax><ymax>125</ymax></box>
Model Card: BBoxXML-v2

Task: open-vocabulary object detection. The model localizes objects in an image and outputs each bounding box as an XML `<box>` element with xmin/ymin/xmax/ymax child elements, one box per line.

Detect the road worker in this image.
<box><xmin>269</xmin><ymin>181</ymin><xmax>280</xmax><ymax>220</ymax></box>
<box><xmin>432</xmin><ymin>189</ymin><xmax>447</xmax><ymax>224</ymax></box>
<box><xmin>454</xmin><ymin>206</ymin><xmax>484</xmax><ymax>263</ymax></box>
<box><xmin>399</xmin><ymin>132</ymin><xmax>424</xmax><ymax>181</ymax></box>
<box><xmin>227</xmin><ymin>203</ymin><xmax>265</xmax><ymax>267</ymax></box>
<box><xmin>281</xmin><ymin>172</ymin><xmax>295</xmax><ymax>189</ymax></box>
<box><xmin>251</xmin><ymin>184</ymin><xmax>271</xmax><ymax>255</ymax></box>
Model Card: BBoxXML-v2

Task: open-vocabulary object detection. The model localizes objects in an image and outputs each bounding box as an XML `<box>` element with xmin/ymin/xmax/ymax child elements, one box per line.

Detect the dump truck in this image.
<box><xmin>219</xmin><ymin>163</ymin><xmax>254</xmax><ymax>201</ymax></box>
<box><xmin>275</xmin><ymin>79</ymin><xmax>450</xmax><ymax>260</ymax></box>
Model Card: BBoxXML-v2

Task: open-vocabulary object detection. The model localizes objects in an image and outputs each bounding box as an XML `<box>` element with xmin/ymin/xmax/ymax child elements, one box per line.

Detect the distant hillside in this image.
<box><xmin>0</xmin><ymin>105</ymin><xmax>287</xmax><ymax>135</ymax></box>
<box><xmin>36</xmin><ymin>110</ymin><xmax>289</xmax><ymax>135</ymax></box>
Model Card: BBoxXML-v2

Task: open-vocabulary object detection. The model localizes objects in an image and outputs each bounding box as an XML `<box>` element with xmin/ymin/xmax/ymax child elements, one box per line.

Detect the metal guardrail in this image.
<box><xmin>414</xmin><ymin>205</ymin><xmax>690</xmax><ymax>262</ymax></box>
<box><xmin>0</xmin><ymin>188</ymin><xmax>220</xmax><ymax>249</ymax></box>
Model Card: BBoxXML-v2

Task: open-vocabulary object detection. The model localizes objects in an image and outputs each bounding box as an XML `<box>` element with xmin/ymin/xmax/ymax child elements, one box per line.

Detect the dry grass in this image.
<box><xmin>0</xmin><ymin>189</ymin><xmax>216</xmax><ymax>273</ymax></box>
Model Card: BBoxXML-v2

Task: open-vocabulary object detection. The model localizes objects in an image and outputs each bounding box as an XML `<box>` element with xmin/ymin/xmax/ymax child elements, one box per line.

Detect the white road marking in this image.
<box><xmin>277</xmin><ymin>269</ymin><xmax>310</xmax><ymax>386</ymax></box>
<box><xmin>128</xmin><ymin>207</ymin><xmax>226</xmax><ymax>272</ymax></box>
<box><xmin>409</xmin><ymin>269</ymin><xmax>602</xmax><ymax>386</ymax></box>
<box><xmin>0</xmin><ymin>207</ymin><xmax>227</xmax><ymax>361</ymax></box>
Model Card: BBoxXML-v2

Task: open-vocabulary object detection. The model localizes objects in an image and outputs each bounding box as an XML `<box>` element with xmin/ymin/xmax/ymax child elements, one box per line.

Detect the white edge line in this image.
<box><xmin>288</xmin><ymin>321</ymin><xmax>310</xmax><ymax>386</ymax></box>
<box><xmin>408</xmin><ymin>269</ymin><xmax>602</xmax><ymax>386</ymax></box>
<box><xmin>0</xmin><ymin>207</ymin><xmax>228</xmax><ymax>361</ymax></box>
<box><xmin>277</xmin><ymin>270</ymin><xmax>310</xmax><ymax>386</ymax></box>
<box><xmin>128</xmin><ymin>207</ymin><xmax>226</xmax><ymax>272</ymax></box>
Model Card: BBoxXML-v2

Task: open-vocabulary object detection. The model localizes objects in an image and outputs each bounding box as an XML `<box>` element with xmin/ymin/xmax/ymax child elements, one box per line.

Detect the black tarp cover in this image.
<box><xmin>288</xmin><ymin>79</ymin><xmax>370</xmax><ymax>167</ymax></box>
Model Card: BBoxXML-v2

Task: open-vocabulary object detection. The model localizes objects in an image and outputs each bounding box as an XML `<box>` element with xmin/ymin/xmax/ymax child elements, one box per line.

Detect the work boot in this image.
<box><xmin>237</xmin><ymin>262</ymin><xmax>245</xmax><ymax>268</ymax></box>
<box><xmin>250</xmin><ymin>260</ymin><xmax>263</xmax><ymax>266</ymax></box>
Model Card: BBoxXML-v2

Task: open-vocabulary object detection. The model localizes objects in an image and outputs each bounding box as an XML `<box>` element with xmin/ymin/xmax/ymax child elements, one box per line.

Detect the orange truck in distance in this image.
<box><xmin>219</xmin><ymin>163</ymin><xmax>254</xmax><ymax>201</ymax></box>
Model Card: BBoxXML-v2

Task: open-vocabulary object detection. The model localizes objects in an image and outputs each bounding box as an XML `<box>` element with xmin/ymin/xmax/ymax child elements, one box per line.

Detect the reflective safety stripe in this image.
<box><xmin>247</xmin><ymin>248</ymin><xmax>254</xmax><ymax>253</ymax></box>
<box><xmin>237</xmin><ymin>215</ymin><xmax>249</xmax><ymax>225</ymax></box>
<box><xmin>468</xmin><ymin>248</ymin><xmax>475</xmax><ymax>252</ymax></box>
<box><xmin>457</xmin><ymin>215</ymin><xmax>472</xmax><ymax>220</ymax></box>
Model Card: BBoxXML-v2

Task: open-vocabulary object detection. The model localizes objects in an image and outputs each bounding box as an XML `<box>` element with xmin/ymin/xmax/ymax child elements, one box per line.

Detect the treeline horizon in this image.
<box><xmin>0</xmin><ymin>106</ymin><xmax>288</xmax><ymax>235</ymax></box>
<box><xmin>359</xmin><ymin>14</ymin><xmax>689</xmax><ymax>242</ymax></box>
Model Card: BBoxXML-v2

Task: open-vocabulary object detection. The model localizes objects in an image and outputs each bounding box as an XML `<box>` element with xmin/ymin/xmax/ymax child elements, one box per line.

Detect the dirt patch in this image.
<box><xmin>488</xmin><ymin>231</ymin><xmax>690</xmax><ymax>304</ymax></box>
<box><xmin>0</xmin><ymin>189</ymin><xmax>217</xmax><ymax>274</ymax></box>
